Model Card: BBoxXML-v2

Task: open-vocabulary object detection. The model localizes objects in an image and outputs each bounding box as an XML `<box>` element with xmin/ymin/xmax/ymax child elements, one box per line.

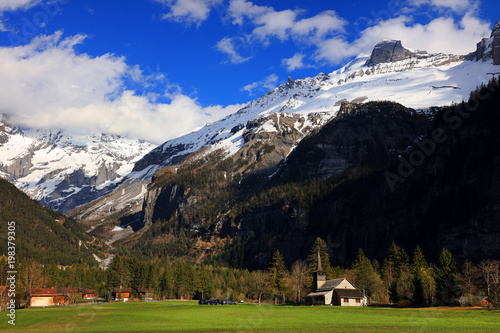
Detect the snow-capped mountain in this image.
<box><xmin>3</xmin><ymin>22</ymin><xmax>499</xmax><ymax>223</ymax></box>
<box><xmin>73</xmin><ymin>31</ymin><xmax>500</xmax><ymax>223</ymax></box>
<box><xmin>136</xmin><ymin>38</ymin><xmax>498</xmax><ymax>176</ymax></box>
<box><xmin>0</xmin><ymin>118</ymin><xmax>156</xmax><ymax>213</ymax></box>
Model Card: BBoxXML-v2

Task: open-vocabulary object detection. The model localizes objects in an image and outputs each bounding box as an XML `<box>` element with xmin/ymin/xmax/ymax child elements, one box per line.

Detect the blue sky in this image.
<box><xmin>0</xmin><ymin>0</ymin><xmax>499</xmax><ymax>143</ymax></box>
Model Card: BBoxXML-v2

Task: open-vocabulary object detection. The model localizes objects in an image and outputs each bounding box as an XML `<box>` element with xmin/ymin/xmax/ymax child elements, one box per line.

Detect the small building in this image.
<box><xmin>137</xmin><ymin>288</ymin><xmax>154</xmax><ymax>300</ymax></box>
<box><xmin>81</xmin><ymin>288</ymin><xmax>98</xmax><ymax>300</ymax></box>
<box><xmin>30</xmin><ymin>288</ymin><xmax>67</xmax><ymax>308</ymax></box>
<box><xmin>477</xmin><ymin>296</ymin><xmax>496</xmax><ymax>307</ymax></box>
<box><xmin>460</xmin><ymin>295</ymin><xmax>497</xmax><ymax>307</ymax></box>
<box><xmin>305</xmin><ymin>252</ymin><xmax>367</xmax><ymax>306</ymax></box>
<box><xmin>113</xmin><ymin>288</ymin><xmax>133</xmax><ymax>302</ymax></box>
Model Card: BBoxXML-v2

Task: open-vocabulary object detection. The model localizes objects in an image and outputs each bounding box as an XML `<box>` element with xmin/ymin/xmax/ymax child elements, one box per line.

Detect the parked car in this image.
<box><xmin>208</xmin><ymin>299</ymin><xmax>220</xmax><ymax>305</ymax></box>
<box><xmin>238</xmin><ymin>300</ymin><xmax>244</xmax><ymax>303</ymax></box>
<box><xmin>198</xmin><ymin>299</ymin><xmax>209</xmax><ymax>305</ymax></box>
<box><xmin>222</xmin><ymin>300</ymin><xmax>236</xmax><ymax>305</ymax></box>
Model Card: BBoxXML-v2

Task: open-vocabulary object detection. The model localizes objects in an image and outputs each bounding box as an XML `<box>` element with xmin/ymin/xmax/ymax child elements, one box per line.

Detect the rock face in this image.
<box><xmin>252</xmin><ymin>86</ymin><xmax>500</xmax><ymax>267</ymax></box>
<box><xmin>0</xmin><ymin>118</ymin><xmax>156</xmax><ymax>213</ymax></box>
<box><xmin>135</xmin><ymin>84</ymin><xmax>500</xmax><ymax>268</ymax></box>
<box><xmin>365</xmin><ymin>40</ymin><xmax>413</xmax><ymax>66</ymax></box>
<box><xmin>467</xmin><ymin>21</ymin><xmax>500</xmax><ymax>65</ymax></box>
<box><xmin>491</xmin><ymin>21</ymin><xmax>500</xmax><ymax>65</ymax></box>
<box><xmin>138</xmin><ymin>101</ymin><xmax>434</xmax><ymax>267</ymax></box>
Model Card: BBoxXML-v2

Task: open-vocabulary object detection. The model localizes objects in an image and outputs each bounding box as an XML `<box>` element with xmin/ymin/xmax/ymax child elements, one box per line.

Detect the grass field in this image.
<box><xmin>1</xmin><ymin>301</ymin><xmax>499</xmax><ymax>332</ymax></box>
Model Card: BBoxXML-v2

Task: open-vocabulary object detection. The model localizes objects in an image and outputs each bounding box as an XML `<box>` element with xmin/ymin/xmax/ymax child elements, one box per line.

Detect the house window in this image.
<box><xmin>356</xmin><ymin>299</ymin><xmax>360</xmax><ymax>303</ymax></box>
<box><xmin>344</xmin><ymin>298</ymin><xmax>349</xmax><ymax>303</ymax></box>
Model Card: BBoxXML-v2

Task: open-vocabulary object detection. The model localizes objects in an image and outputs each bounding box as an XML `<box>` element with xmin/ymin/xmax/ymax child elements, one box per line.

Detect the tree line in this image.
<box><xmin>2</xmin><ymin>238</ymin><xmax>499</xmax><ymax>308</ymax></box>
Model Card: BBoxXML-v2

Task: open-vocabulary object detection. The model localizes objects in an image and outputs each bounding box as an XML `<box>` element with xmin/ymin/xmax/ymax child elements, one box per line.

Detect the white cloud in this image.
<box><xmin>291</xmin><ymin>10</ymin><xmax>347</xmax><ymax>40</ymax></box>
<box><xmin>0</xmin><ymin>0</ymin><xmax>44</xmax><ymax>32</ymax></box>
<box><xmin>0</xmin><ymin>32</ymin><xmax>244</xmax><ymax>144</ymax></box>
<box><xmin>218</xmin><ymin>1</ymin><xmax>348</xmax><ymax>63</ymax></box>
<box><xmin>0</xmin><ymin>0</ymin><xmax>43</xmax><ymax>12</ymax></box>
<box><xmin>242</xmin><ymin>74</ymin><xmax>279</xmax><ymax>95</ymax></box>
<box><xmin>155</xmin><ymin>0</ymin><xmax>222</xmax><ymax>26</ymax></box>
<box><xmin>315</xmin><ymin>13</ymin><xmax>491</xmax><ymax>64</ymax></box>
<box><xmin>225</xmin><ymin>1</ymin><xmax>346</xmax><ymax>45</ymax></box>
<box><xmin>227</xmin><ymin>0</ymin><xmax>268</xmax><ymax>25</ymax></box>
<box><xmin>408</xmin><ymin>0</ymin><xmax>473</xmax><ymax>13</ymax></box>
<box><xmin>215</xmin><ymin>36</ymin><xmax>252</xmax><ymax>64</ymax></box>
<box><xmin>220</xmin><ymin>0</ymin><xmax>492</xmax><ymax>67</ymax></box>
<box><xmin>314</xmin><ymin>38</ymin><xmax>357</xmax><ymax>64</ymax></box>
<box><xmin>282</xmin><ymin>53</ymin><xmax>307</xmax><ymax>71</ymax></box>
<box><xmin>252</xmin><ymin>9</ymin><xmax>298</xmax><ymax>42</ymax></box>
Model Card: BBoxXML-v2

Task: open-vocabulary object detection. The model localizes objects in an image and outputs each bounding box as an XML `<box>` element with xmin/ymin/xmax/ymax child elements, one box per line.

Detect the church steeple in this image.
<box><xmin>315</xmin><ymin>250</ymin><xmax>326</xmax><ymax>289</ymax></box>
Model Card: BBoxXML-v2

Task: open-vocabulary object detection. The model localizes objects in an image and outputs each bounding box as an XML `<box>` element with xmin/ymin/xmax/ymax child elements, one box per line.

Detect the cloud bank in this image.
<box><xmin>212</xmin><ymin>0</ymin><xmax>491</xmax><ymax>70</ymax></box>
<box><xmin>0</xmin><ymin>32</ymin><xmax>243</xmax><ymax>144</ymax></box>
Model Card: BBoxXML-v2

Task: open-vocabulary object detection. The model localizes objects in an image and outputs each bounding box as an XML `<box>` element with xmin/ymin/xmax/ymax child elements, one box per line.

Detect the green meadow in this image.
<box><xmin>1</xmin><ymin>301</ymin><xmax>499</xmax><ymax>332</ymax></box>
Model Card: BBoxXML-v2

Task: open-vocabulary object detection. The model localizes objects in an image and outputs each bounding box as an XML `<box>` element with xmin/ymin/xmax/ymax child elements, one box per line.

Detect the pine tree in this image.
<box><xmin>195</xmin><ymin>267</ymin><xmax>212</xmax><ymax>300</ymax></box>
<box><xmin>106</xmin><ymin>255</ymin><xmax>130</xmax><ymax>289</ymax></box>
<box><xmin>411</xmin><ymin>246</ymin><xmax>432</xmax><ymax>307</ymax></box>
<box><xmin>351</xmin><ymin>249</ymin><xmax>385</xmax><ymax>305</ymax></box>
<box><xmin>435</xmin><ymin>249</ymin><xmax>460</xmax><ymax>306</ymax></box>
<box><xmin>269</xmin><ymin>250</ymin><xmax>288</xmax><ymax>304</ymax></box>
<box><xmin>308</xmin><ymin>238</ymin><xmax>334</xmax><ymax>279</ymax></box>
<box><xmin>383</xmin><ymin>243</ymin><xmax>413</xmax><ymax>304</ymax></box>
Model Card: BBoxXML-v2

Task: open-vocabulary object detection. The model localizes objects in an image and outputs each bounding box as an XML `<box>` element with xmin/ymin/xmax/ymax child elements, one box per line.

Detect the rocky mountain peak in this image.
<box><xmin>467</xmin><ymin>20</ymin><xmax>500</xmax><ymax>65</ymax></box>
<box><xmin>491</xmin><ymin>21</ymin><xmax>500</xmax><ymax>38</ymax></box>
<box><xmin>365</xmin><ymin>40</ymin><xmax>413</xmax><ymax>66</ymax></box>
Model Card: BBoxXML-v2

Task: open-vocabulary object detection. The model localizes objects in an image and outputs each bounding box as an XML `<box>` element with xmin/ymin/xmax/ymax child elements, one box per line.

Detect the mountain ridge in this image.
<box><xmin>1</xmin><ymin>23</ymin><xmax>500</xmax><ymax>251</ymax></box>
<box><xmin>73</xmin><ymin>30</ymin><xmax>499</xmax><ymax>227</ymax></box>
<box><xmin>0</xmin><ymin>116</ymin><xmax>156</xmax><ymax>213</ymax></box>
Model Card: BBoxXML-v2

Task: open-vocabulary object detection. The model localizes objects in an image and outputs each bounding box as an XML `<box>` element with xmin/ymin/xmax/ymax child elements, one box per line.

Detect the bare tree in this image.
<box><xmin>479</xmin><ymin>260</ymin><xmax>500</xmax><ymax>306</ymax></box>
<box><xmin>479</xmin><ymin>260</ymin><xmax>496</xmax><ymax>296</ymax></box>
<box><xmin>251</xmin><ymin>270</ymin><xmax>270</xmax><ymax>306</ymax></box>
<box><xmin>19</xmin><ymin>259</ymin><xmax>45</xmax><ymax>307</ymax></box>
<box><xmin>457</xmin><ymin>260</ymin><xmax>480</xmax><ymax>296</ymax></box>
<box><xmin>288</xmin><ymin>260</ymin><xmax>310</xmax><ymax>303</ymax></box>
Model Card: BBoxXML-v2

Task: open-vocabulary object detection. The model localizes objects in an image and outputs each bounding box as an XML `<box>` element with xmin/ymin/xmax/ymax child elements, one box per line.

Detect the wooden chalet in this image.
<box><xmin>137</xmin><ymin>288</ymin><xmax>154</xmax><ymax>300</ymax></box>
<box><xmin>113</xmin><ymin>288</ymin><xmax>133</xmax><ymax>302</ymax></box>
<box><xmin>305</xmin><ymin>252</ymin><xmax>367</xmax><ymax>306</ymax></box>
<box><xmin>81</xmin><ymin>288</ymin><xmax>98</xmax><ymax>300</ymax></box>
<box><xmin>479</xmin><ymin>297</ymin><xmax>496</xmax><ymax>307</ymax></box>
<box><xmin>30</xmin><ymin>288</ymin><xmax>67</xmax><ymax>308</ymax></box>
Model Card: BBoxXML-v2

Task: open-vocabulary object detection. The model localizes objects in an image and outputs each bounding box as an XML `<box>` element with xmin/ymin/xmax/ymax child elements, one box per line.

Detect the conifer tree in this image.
<box><xmin>308</xmin><ymin>238</ymin><xmax>334</xmax><ymax>279</ymax></box>
<box><xmin>269</xmin><ymin>250</ymin><xmax>288</xmax><ymax>303</ymax></box>
<box><xmin>351</xmin><ymin>249</ymin><xmax>385</xmax><ymax>304</ymax></box>
<box><xmin>383</xmin><ymin>243</ymin><xmax>413</xmax><ymax>304</ymax></box>
<box><xmin>106</xmin><ymin>255</ymin><xmax>130</xmax><ymax>289</ymax></box>
<box><xmin>411</xmin><ymin>246</ymin><xmax>434</xmax><ymax>306</ymax></box>
<box><xmin>435</xmin><ymin>249</ymin><xmax>460</xmax><ymax>306</ymax></box>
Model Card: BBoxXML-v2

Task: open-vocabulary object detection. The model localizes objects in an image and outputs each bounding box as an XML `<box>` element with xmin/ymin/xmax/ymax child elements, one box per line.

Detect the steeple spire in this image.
<box><xmin>315</xmin><ymin>250</ymin><xmax>326</xmax><ymax>289</ymax></box>
<box><xmin>317</xmin><ymin>250</ymin><xmax>324</xmax><ymax>273</ymax></box>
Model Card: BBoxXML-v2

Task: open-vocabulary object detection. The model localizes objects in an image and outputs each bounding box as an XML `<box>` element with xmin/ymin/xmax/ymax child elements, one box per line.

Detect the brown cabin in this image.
<box><xmin>137</xmin><ymin>288</ymin><xmax>154</xmax><ymax>300</ymax></box>
<box><xmin>81</xmin><ymin>288</ymin><xmax>98</xmax><ymax>300</ymax></box>
<box><xmin>113</xmin><ymin>288</ymin><xmax>133</xmax><ymax>302</ymax></box>
<box><xmin>479</xmin><ymin>297</ymin><xmax>496</xmax><ymax>307</ymax></box>
<box><xmin>31</xmin><ymin>288</ymin><xmax>67</xmax><ymax>307</ymax></box>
